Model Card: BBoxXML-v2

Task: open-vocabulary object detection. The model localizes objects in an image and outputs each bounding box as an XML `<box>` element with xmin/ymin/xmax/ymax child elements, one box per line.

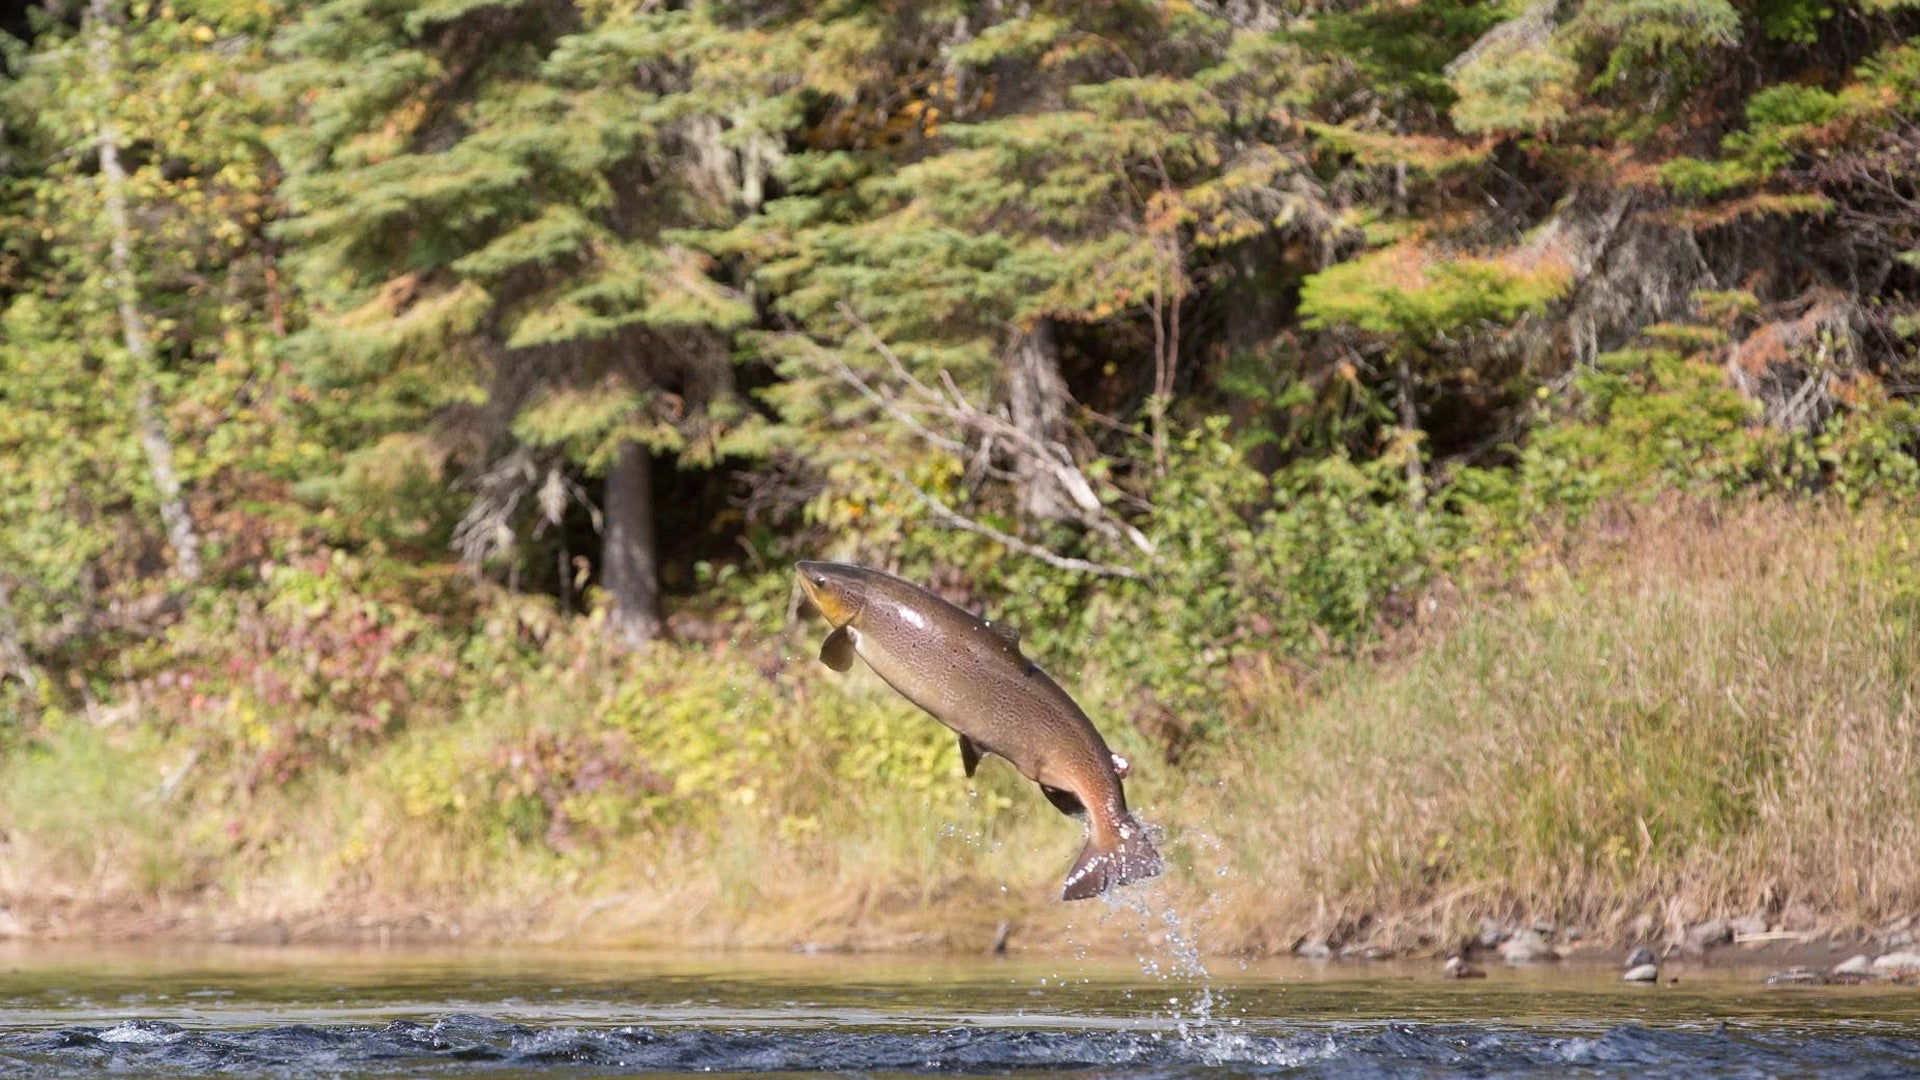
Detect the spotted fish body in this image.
<box><xmin>796</xmin><ymin>560</ymin><xmax>1161</xmax><ymax>900</ymax></box>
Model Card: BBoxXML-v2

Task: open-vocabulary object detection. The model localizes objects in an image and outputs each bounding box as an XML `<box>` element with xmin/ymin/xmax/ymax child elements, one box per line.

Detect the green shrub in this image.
<box><xmin>1524</xmin><ymin>347</ymin><xmax>1772</xmax><ymax>508</ymax></box>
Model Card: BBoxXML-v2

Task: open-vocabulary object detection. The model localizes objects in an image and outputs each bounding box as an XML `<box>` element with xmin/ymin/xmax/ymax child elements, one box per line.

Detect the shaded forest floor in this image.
<box><xmin>3</xmin><ymin>500</ymin><xmax>1917</xmax><ymax>960</ymax></box>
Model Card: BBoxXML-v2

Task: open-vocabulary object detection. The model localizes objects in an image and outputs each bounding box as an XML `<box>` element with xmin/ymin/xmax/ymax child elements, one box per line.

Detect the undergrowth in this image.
<box><xmin>1</xmin><ymin>499</ymin><xmax>1914</xmax><ymax>954</ymax></box>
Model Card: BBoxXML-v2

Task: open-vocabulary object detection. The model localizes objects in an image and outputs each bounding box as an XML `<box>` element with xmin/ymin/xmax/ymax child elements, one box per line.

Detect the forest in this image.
<box><xmin>0</xmin><ymin>0</ymin><xmax>1916</xmax><ymax>952</ymax></box>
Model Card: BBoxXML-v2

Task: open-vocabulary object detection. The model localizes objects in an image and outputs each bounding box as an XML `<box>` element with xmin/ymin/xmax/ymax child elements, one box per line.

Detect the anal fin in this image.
<box><xmin>959</xmin><ymin>735</ymin><xmax>984</xmax><ymax>778</ymax></box>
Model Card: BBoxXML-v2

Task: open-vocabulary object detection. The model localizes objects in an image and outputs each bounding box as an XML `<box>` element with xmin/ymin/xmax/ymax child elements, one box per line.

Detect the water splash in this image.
<box><xmin>1092</xmin><ymin>819</ymin><xmax>1237</xmax><ymax>1038</ymax></box>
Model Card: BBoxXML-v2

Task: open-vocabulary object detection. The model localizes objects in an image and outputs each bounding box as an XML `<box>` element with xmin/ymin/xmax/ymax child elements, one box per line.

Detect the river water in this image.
<box><xmin>2</xmin><ymin>942</ymin><xmax>1917</xmax><ymax>1078</ymax></box>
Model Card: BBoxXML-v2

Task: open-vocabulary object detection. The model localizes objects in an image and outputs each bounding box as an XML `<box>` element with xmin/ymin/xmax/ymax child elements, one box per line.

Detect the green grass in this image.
<box><xmin>1</xmin><ymin>500</ymin><xmax>1915</xmax><ymax>953</ymax></box>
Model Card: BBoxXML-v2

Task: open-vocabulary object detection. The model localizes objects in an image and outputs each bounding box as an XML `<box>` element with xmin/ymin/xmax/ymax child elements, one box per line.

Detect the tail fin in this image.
<box><xmin>1060</xmin><ymin>817</ymin><xmax>1162</xmax><ymax>901</ymax></box>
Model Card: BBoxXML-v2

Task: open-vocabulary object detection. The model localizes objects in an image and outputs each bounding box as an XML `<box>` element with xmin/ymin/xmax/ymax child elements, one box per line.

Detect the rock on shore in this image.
<box><xmin>1871</xmin><ymin>951</ymin><xmax>1920</xmax><ymax>978</ymax></box>
<box><xmin>1497</xmin><ymin>929</ymin><xmax>1559</xmax><ymax>963</ymax></box>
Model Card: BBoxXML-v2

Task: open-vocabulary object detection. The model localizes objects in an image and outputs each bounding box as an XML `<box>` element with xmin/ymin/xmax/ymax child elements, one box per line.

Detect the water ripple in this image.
<box><xmin>3</xmin><ymin>1015</ymin><xmax>1918</xmax><ymax>1078</ymax></box>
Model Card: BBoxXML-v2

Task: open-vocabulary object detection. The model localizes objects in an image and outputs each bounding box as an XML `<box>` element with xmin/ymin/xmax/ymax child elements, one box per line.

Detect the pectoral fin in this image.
<box><xmin>1039</xmin><ymin>783</ymin><xmax>1087</xmax><ymax>819</ymax></box>
<box><xmin>959</xmin><ymin>735</ymin><xmax>984</xmax><ymax>778</ymax></box>
<box><xmin>819</xmin><ymin>626</ymin><xmax>856</xmax><ymax>672</ymax></box>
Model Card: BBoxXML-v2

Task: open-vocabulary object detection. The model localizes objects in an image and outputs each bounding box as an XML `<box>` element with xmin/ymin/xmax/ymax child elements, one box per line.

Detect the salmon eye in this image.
<box><xmin>812</xmin><ymin>574</ymin><xmax>828</xmax><ymax>586</ymax></box>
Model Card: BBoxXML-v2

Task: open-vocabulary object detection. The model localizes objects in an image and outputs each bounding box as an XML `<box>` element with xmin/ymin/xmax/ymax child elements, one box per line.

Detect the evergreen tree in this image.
<box><xmin>272</xmin><ymin>0</ymin><xmax>756</xmax><ymax>647</ymax></box>
<box><xmin>0</xmin><ymin>0</ymin><xmax>1911</xmax><ymax>692</ymax></box>
<box><xmin>719</xmin><ymin>1</ymin><xmax>1328</xmax><ymax>570</ymax></box>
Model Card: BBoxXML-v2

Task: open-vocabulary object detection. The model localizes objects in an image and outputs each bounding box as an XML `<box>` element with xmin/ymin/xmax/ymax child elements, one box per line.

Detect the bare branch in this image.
<box><xmin>801</xmin><ymin>336</ymin><xmax>967</xmax><ymax>454</ymax></box>
<box><xmin>887</xmin><ymin>469</ymin><xmax>1146</xmax><ymax>581</ymax></box>
<box><xmin>452</xmin><ymin>446</ymin><xmax>591</xmax><ymax>570</ymax></box>
<box><xmin>936</xmin><ymin>368</ymin><xmax>975</xmax><ymax>414</ymax></box>
<box><xmin>839</xmin><ymin>301</ymin><xmax>963</xmax><ymax>410</ymax></box>
<box><xmin>36</xmin><ymin>590</ymin><xmax>187</xmax><ymax>653</ymax></box>
<box><xmin>832</xmin><ymin>304</ymin><xmax>1157</xmax><ymax>557</ymax></box>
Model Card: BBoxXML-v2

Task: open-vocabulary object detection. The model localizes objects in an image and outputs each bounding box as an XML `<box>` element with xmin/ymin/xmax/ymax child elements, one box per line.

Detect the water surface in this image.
<box><xmin>2</xmin><ymin>943</ymin><xmax>1916</xmax><ymax>1077</ymax></box>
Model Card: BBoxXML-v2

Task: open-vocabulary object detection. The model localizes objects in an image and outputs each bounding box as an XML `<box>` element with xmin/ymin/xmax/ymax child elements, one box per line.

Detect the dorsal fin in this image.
<box><xmin>983</xmin><ymin>618</ymin><xmax>1021</xmax><ymax>650</ymax></box>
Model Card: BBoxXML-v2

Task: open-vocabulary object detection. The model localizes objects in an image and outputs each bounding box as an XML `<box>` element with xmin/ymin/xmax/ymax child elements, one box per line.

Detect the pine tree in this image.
<box><xmin>724</xmin><ymin>1</ymin><xmax>1326</xmax><ymax>567</ymax></box>
<box><xmin>1299</xmin><ymin>246</ymin><xmax>1571</xmax><ymax>505</ymax></box>
<box><xmin>272</xmin><ymin>0</ymin><xmax>756</xmax><ymax>647</ymax></box>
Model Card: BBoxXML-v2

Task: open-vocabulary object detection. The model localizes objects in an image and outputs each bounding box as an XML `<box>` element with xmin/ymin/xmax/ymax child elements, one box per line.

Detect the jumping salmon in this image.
<box><xmin>796</xmin><ymin>560</ymin><xmax>1161</xmax><ymax>900</ymax></box>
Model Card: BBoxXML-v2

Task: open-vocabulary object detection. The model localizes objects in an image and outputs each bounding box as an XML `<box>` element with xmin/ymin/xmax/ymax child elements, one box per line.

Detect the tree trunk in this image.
<box><xmin>1396</xmin><ymin>354</ymin><xmax>1427</xmax><ymax>510</ymax></box>
<box><xmin>1005</xmin><ymin>318</ymin><xmax>1075</xmax><ymax>523</ymax></box>
<box><xmin>602</xmin><ymin>440</ymin><xmax>662</xmax><ymax>650</ymax></box>
<box><xmin>0</xmin><ymin>578</ymin><xmax>37</xmax><ymax>694</ymax></box>
<box><xmin>1392</xmin><ymin>105</ymin><xmax>1409</xmax><ymax>219</ymax></box>
<box><xmin>88</xmin><ymin>0</ymin><xmax>202</xmax><ymax>583</ymax></box>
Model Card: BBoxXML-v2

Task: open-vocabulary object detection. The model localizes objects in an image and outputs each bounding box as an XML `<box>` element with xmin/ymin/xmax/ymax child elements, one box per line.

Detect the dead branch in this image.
<box><xmin>453</xmin><ymin>445</ymin><xmax>590</xmax><ymax>570</ymax></box>
<box><xmin>802</xmin><ymin>336</ymin><xmax>967</xmax><ymax>455</ymax></box>
<box><xmin>886</xmin><ymin>468</ymin><xmax>1146</xmax><ymax>581</ymax></box>
<box><xmin>835</xmin><ymin>303</ymin><xmax>1156</xmax><ymax>557</ymax></box>
<box><xmin>35</xmin><ymin>590</ymin><xmax>187</xmax><ymax>654</ymax></box>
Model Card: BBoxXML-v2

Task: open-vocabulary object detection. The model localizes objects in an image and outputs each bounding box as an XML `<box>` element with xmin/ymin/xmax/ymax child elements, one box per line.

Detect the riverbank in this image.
<box><xmin>2</xmin><ymin>500</ymin><xmax>1916</xmax><ymax>960</ymax></box>
<box><xmin>4</xmin><ymin>884</ymin><xmax>1917</xmax><ymax>984</ymax></box>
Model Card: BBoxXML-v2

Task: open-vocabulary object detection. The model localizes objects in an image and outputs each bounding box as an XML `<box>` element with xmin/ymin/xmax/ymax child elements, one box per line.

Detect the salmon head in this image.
<box><xmin>795</xmin><ymin>560</ymin><xmax>867</xmax><ymax>628</ymax></box>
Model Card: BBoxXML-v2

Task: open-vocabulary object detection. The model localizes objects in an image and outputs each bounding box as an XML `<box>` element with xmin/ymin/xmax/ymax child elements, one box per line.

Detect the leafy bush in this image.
<box><xmin>1526</xmin><ymin>347</ymin><xmax>1772</xmax><ymax>507</ymax></box>
<box><xmin>1008</xmin><ymin>420</ymin><xmax>1437</xmax><ymax>754</ymax></box>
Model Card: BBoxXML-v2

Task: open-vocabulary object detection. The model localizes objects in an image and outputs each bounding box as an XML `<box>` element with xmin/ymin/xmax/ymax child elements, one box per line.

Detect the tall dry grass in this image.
<box><xmin>1182</xmin><ymin>499</ymin><xmax>1920</xmax><ymax>949</ymax></box>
